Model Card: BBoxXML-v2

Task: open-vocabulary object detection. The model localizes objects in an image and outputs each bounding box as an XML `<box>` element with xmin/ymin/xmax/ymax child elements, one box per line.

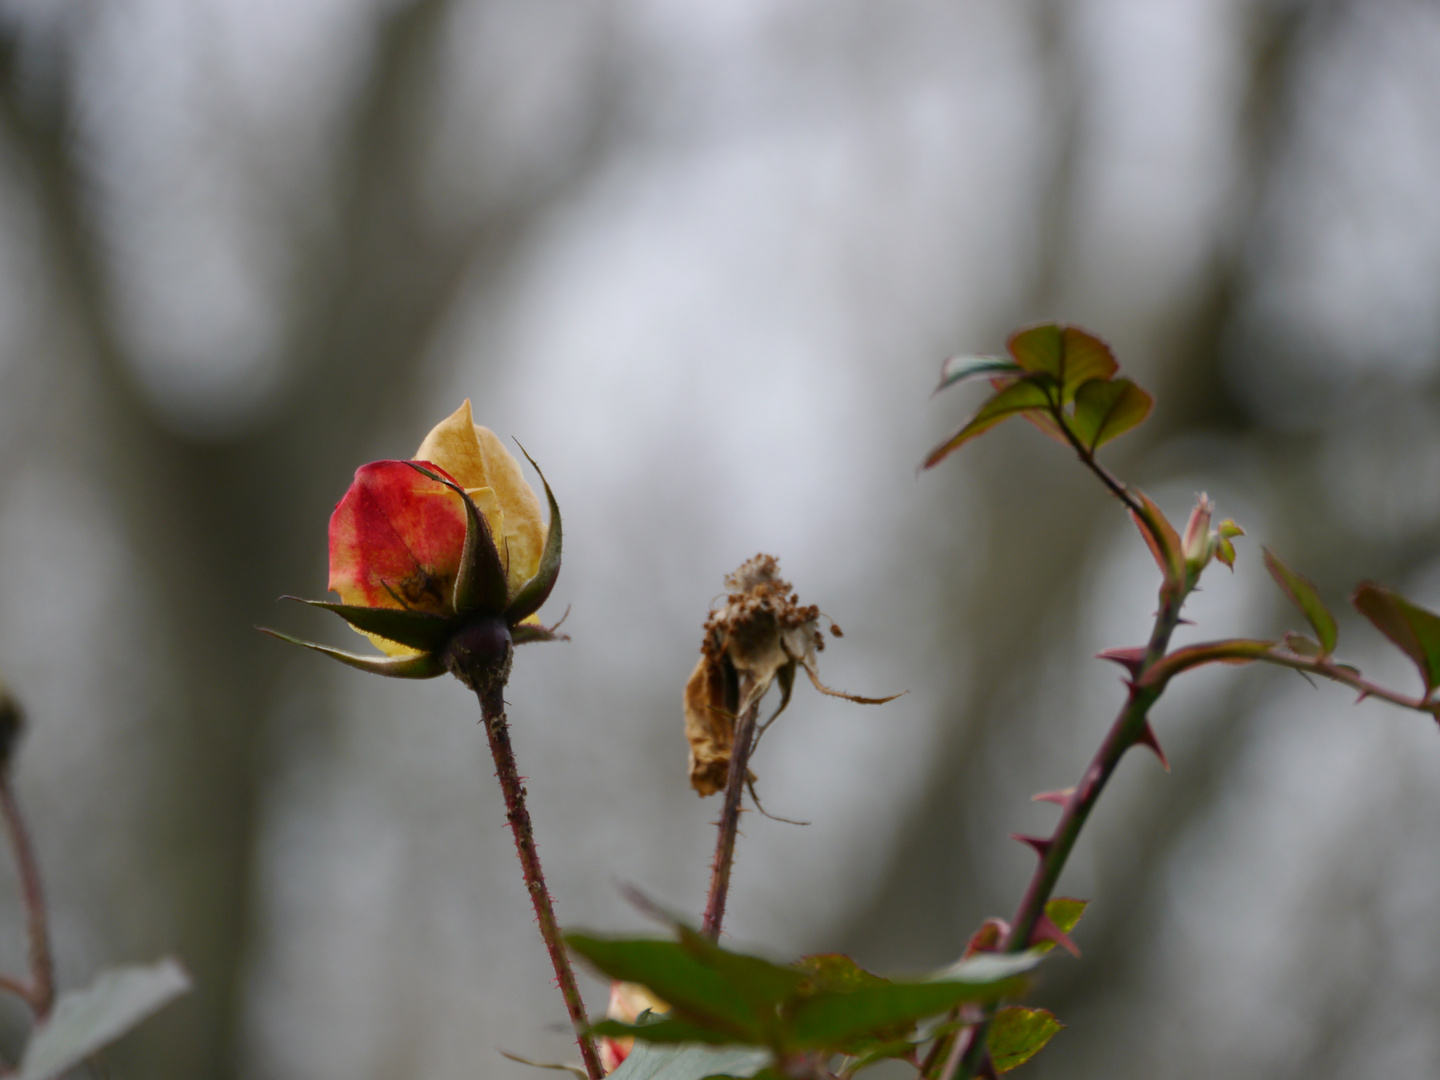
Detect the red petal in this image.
<box><xmin>328</xmin><ymin>460</ymin><xmax>468</xmax><ymax>616</ymax></box>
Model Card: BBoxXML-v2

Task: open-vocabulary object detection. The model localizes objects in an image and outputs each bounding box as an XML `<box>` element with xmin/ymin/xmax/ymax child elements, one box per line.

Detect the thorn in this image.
<box><xmin>1135</xmin><ymin>722</ymin><xmax>1170</xmax><ymax>771</ymax></box>
<box><xmin>1010</xmin><ymin>833</ymin><xmax>1052</xmax><ymax>859</ymax></box>
<box><xmin>1031</xmin><ymin>912</ymin><xmax>1081</xmax><ymax>958</ymax></box>
<box><xmin>1176</xmin><ymin>617</ymin><xmax>1195</xmax><ymax>626</ymax></box>
<box><xmin>1097</xmin><ymin>646</ymin><xmax>1146</xmax><ymax>677</ymax></box>
<box><xmin>1032</xmin><ymin>787</ymin><xmax>1074</xmax><ymax>808</ymax></box>
<box><xmin>1355</xmin><ymin>690</ymin><xmax>1372</xmax><ymax>704</ymax></box>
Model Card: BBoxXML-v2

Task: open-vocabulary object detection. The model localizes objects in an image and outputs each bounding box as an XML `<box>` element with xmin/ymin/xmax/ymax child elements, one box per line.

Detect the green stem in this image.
<box><xmin>0</xmin><ymin>773</ymin><xmax>53</xmax><ymax>1018</ymax></box>
<box><xmin>477</xmin><ymin>687</ymin><xmax>603</xmax><ymax>1080</ymax></box>
<box><xmin>701</xmin><ymin>679</ymin><xmax>760</xmax><ymax>940</ymax></box>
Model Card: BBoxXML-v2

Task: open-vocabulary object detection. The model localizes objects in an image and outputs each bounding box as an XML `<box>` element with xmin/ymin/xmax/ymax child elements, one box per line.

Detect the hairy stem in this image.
<box><xmin>0</xmin><ymin>774</ymin><xmax>52</xmax><ymax>1018</ymax></box>
<box><xmin>940</xmin><ymin>587</ymin><xmax>1190</xmax><ymax>1079</ymax></box>
<box><xmin>702</xmin><ymin>677</ymin><xmax>760</xmax><ymax>940</ymax></box>
<box><xmin>477</xmin><ymin>686</ymin><xmax>603</xmax><ymax>1080</ymax></box>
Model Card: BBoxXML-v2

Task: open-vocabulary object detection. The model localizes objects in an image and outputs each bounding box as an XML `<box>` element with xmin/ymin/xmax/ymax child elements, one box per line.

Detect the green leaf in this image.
<box><xmin>785</xmin><ymin>954</ymin><xmax>1036</xmax><ymax>1051</ymax></box>
<box><xmin>507</xmin><ymin>446</ymin><xmax>564</xmax><ymax>622</ymax></box>
<box><xmin>935</xmin><ymin>355</ymin><xmax>1023</xmax><ymax>393</ymax></box>
<box><xmin>281</xmin><ymin>598</ymin><xmax>454</xmax><ymax>652</ymax></box>
<box><xmin>605</xmin><ymin>1043</ymin><xmax>770</xmax><ymax>1080</ymax></box>
<box><xmin>791</xmin><ymin>954</ymin><xmax>888</xmax><ymax>994</ymax></box>
<box><xmin>17</xmin><ymin>959</ymin><xmax>191</xmax><ymax>1080</ymax></box>
<box><xmin>1069</xmin><ymin>378</ymin><xmax>1153</xmax><ymax>451</ymax></box>
<box><xmin>987</xmin><ymin>1007</ymin><xmax>1062</xmax><ymax>1073</ymax></box>
<box><xmin>1352</xmin><ymin>582</ymin><xmax>1440</xmax><ymax>694</ymax></box>
<box><xmin>923</xmin><ymin>377</ymin><xmax>1056</xmax><ymax>469</ymax></box>
<box><xmin>1006</xmin><ymin>325</ymin><xmax>1117</xmax><ymax>399</ymax></box>
<box><xmin>257</xmin><ymin>628</ymin><xmax>446</xmax><ymax>678</ymax></box>
<box><xmin>1043</xmin><ymin>898</ymin><xmax>1088</xmax><ymax>939</ymax></box>
<box><xmin>1263</xmin><ymin>548</ymin><xmax>1338</xmax><ymax>656</ymax></box>
<box><xmin>565</xmin><ymin>936</ymin><xmax>761</xmax><ymax>1040</ymax></box>
<box><xmin>674</xmin><ymin>926</ymin><xmax>808</xmax><ymax>1014</ymax></box>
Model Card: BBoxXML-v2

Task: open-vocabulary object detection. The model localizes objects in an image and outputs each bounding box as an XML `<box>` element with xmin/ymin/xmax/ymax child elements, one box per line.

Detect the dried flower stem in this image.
<box><xmin>477</xmin><ymin>686</ymin><xmax>603</xmax><ymax>1080</ymax></box>
<box><xmin>0</xmin><ymin>773</ymin><xmax>53</xmax><ymax>1018</ymax></box>
<box><xmin>701</xmin><ymin>676</ymin><xmax>760</xmax><ymax>940</ymax></box>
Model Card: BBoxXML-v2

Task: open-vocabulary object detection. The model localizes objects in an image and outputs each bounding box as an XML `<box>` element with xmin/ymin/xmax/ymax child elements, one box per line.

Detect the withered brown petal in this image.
<box><xmin>685</xmin><ymin>654</ymin><xmax>736</xmax><ymax>797</ymax></box>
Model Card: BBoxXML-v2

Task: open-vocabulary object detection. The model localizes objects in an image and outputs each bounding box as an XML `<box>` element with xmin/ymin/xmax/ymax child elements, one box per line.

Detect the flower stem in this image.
<box><xmin>0</xmin><ymin>773</ymin><xmax>53</xmax><ymax>1018</ymax></box>
<box><xmin>477</xmin><ymin>686</ymin><xmax>603</xmax><ymax>1080</ymax></box>
<box><xmin>701</xmin><ymin>677</ymin><xmax>760</xmax><ymax>941</ymax></box>
<box><xmin>940</xmin><ymin>588</ymin><xmax>1191</xmax><ymax>1080</ymax></box>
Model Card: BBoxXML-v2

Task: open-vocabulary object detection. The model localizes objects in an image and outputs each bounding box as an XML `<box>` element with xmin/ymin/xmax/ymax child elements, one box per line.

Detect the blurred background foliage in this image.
<box><xmin>0</xmin><ymin>0</ymin><xmax>1436</xmax><ymax>1077</ymax></box>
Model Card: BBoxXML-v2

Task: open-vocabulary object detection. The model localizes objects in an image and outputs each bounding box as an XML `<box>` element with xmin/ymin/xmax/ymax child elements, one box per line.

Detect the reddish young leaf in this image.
<box><xmin>1263</xmin><ymin>548</ymin><xmax>1338</xmax><ymax>657</ymax></box>
<box><xmin>1128</xmin><ymin>490</ymin><xmax>1185</xmax><ymax>593</ymax></box>
<box><xmin>1352</xmin><ymin>582</ymin><xmax>1440</xmax><ymax>694</ymax></box>
<box><xmin>935</xmin><ymin>355</ymin><xmax>1024</xmax><ymax>394</ymax></box>
<box><xmin>923</xmin><ymin>377</ymin><xmax>1055</xmax><ymax>469</ymax></box>
<box><xmin>1006</xmin><ymin>324</ymin><xmax>1117</xmax><ymax>399</ymax></box>
<box><xmin>1070</xmin><ymin>378</ymin><xmax>1153</xmax><ymax>451</ymax></box>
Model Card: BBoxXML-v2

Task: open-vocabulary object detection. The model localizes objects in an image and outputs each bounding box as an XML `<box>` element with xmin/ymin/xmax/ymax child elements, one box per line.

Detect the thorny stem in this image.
<box><xmin>702</xmin><ymin>675</ymin><xmax>760</xmax><ymax>941</ymax></box>
<box><xmin>939</xmin><ymin>566</ymin><xmax>1194</xmax><ymax>1079</ymax></box>
<box><xmin>477</xmin><ymin>686</ymin><xmax>604</xmax><ymax>1080</ymax></box>
<box><xmin>0</xmin><ymin>773</ymin><xmax>53</xmax><ymax>1018</ymax></box>
<box><xmin>1151</xmin><ymin>643</ymin><xmax>1440</xmax><ymax>717</ymax></box>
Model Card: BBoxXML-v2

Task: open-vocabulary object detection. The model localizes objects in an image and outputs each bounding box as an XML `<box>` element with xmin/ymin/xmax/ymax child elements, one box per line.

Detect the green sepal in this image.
<box><xmin>923</xmin><ymin>376</ymin><xmax>1056</xmax><ymax>469</ymax></box>
<box><xmin>282</xmin><ymin>597</ymin><xmax>454</xmax><ymax>652</ymax></box>
<box><xmin>511</xmin><ymin>622</ymin><xmax>567</xmax><ymax>646</ymax></box>
<box><xmin>506</xmin><ymin>445</ymin><xmax>563</xmax><ymax>623</ymax></box>
<box><xmin>1263</xmin><ymin>548</ymin><xmax>1338</xmax><ymax>656</ymax></box>
<box><xmin>257</xmin><ymin>628</ymin><xmax>445</xmax><ymax>679</ymax></box>
<box><xmin>1352</xmin><ymin>582</ymin><xmax>1440</xmax><ymax>694</ymax></box>
<box><xmin>403</xmin><ymin>462</ymin><xmax>508</xmax><ymax>617</ymax></box>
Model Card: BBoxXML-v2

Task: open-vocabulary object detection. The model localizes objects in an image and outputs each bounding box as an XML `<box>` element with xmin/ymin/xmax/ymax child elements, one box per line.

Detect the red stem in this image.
<box><xmin>0</xmin><ymin>773</ymin><xmax>53</xmax><ymax>1018</ymax></box>
<box><xmin>477</xmin><ymin>687</ymin><xmax>603</xmax><ymax>1080</ymax></box>
<box><xmin>941</xmin><ymin>581</ymin><xmax>1191</xmax><ymax>1079</ymax></box>
<box><xmin>701</xmin><ymin>679</ymin><xmax>760</xmax><ymax>941</ymax></box>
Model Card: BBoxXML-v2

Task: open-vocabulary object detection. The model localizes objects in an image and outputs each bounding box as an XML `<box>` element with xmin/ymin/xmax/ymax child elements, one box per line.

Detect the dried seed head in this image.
<box><xmin>684</xmin><ymin>555</ymin><xmax>900</xmax><ymax>796</ymax></box>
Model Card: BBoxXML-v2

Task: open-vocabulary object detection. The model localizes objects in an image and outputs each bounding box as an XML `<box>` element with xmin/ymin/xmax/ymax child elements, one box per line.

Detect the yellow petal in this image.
<box><xmin>415</xmin><ymin>399</ymin><xmax>547</xmax><ymax>600</ymax></box>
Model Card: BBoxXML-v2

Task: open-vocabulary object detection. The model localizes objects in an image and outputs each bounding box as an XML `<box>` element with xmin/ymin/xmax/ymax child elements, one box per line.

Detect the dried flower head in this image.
<box><xmin>684</xmin><ymin>554</ymin><xmax>898</xmax><ymax>796</ymax></box>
